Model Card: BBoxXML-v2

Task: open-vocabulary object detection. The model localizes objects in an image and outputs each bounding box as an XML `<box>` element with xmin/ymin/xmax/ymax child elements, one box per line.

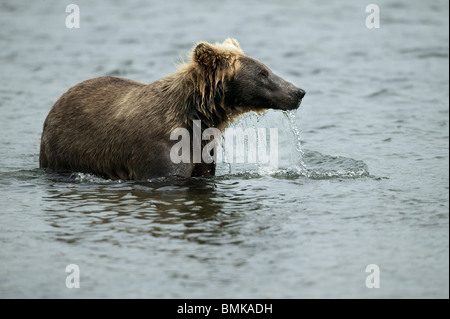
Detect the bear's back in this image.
<box><xmin>39</xmin><ymin>76</ymin><xmax>156</xmax><ymax>179</ymax></box>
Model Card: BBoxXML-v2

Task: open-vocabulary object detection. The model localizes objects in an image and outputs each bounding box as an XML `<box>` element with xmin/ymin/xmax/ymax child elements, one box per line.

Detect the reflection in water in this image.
<box><xmin>41</xmin><ymin>147</ymin><xmax>370</xmax><ymax>247</ymax></box>
<box><xmin>42</xmin><ymin>177</ymin><xmax>255</xmax><ymax>246</ymax></box>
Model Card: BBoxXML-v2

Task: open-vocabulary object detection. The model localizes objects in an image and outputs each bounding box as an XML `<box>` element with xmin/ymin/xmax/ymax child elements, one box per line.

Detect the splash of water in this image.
<box><xmin>284</xmin><ymin>110</ymin><xmax>308</xmax><ymax>172</ymax></box>
<box><xmin>220</xmin><ymin>132</ymin><xmax>232</xmax><ymax>174</ymax></box>
<box><xmin>71</xmin><ymin>172</ymin><xmax>122</xmax><ymax>184</ymax></box>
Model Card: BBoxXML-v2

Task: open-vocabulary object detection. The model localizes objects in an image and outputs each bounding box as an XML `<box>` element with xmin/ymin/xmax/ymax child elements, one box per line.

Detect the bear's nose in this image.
<box><xmin>296</xmin><ymin>89</ymin><xmax>306</xmax><ymax>99</ymax></box>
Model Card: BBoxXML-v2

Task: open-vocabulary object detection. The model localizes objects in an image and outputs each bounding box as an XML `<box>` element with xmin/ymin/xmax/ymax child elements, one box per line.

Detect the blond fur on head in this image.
<box><xmin>168</xmin><ymin>38</ymin><xmax>245</xmax><ymax>129</ymax></box>
<box><xmin>176</xmin><ymin>38</ymin><xmax>243</xmax><ymax>102</ymax></box>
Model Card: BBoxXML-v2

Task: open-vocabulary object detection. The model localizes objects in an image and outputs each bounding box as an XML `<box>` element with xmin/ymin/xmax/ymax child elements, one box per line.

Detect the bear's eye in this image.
<box><xmin>259</xmin><ymin>70</ymin><xmax>269</xmax><ymax>78</ymax></box>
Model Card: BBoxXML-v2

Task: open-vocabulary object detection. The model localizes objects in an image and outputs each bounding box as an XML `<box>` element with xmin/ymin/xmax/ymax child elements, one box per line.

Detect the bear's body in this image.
<box><xmin>40</xmin><ymin>39</ymin><xmax>305</xmax><ymax>180</ymax></box>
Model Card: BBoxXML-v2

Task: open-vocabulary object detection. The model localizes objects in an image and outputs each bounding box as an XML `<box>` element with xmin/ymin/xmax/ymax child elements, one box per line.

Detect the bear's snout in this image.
<box><xmin>296</xmin><ymin>88</ymin><xmax>306</xmax><ymax>100</ymax></box>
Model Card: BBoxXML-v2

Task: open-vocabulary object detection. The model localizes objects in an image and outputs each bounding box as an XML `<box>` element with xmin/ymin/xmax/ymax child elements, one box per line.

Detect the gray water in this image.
<box><xmin>0</xmin><ymin>0</ymin><xmax>448</xmax><ymax>298</ymax></box>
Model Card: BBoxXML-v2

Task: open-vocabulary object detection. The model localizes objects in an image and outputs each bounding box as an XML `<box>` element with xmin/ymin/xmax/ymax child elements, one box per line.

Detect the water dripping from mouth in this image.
<box><xmin>284</xmin><ymin>110</ymin><xmax>308</xmax><ymax>173</ymax></box>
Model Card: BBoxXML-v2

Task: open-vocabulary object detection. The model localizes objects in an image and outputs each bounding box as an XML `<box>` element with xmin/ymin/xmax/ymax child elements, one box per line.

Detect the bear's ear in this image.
<box><xmin>193</xmin><ymin>41</ymin><xmax>220</xmax><ymax>68</ymax></box>
<box><xmin>192</xmin><ymin>39</ymin><xmax>242</xmax><ymax>69</ymax></box>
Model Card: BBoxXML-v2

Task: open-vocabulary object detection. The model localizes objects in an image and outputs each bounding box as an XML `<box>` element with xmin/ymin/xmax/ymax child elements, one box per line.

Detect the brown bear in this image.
<box><xmin>39</xmin><ymin>38</ymin><xmax>305</xmax><ymax>180</ymax></box>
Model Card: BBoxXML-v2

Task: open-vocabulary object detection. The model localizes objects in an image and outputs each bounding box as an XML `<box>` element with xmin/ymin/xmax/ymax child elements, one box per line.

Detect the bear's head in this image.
<box><xmin>191</xmin><ymin>38</ymin><xmax>305</xmax><ymax>115</ymax></box>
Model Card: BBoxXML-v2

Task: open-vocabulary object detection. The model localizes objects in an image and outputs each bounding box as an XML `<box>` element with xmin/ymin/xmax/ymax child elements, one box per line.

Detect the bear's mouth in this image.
<box><xmin>270</xmin><ymin>89</ymin><xmax>304</xmax><ymax>111</ymax></box>
<box><xmin>275</xmin><ymin>98</ymin><xmax>302</xmax><ymax>111</ymax></box>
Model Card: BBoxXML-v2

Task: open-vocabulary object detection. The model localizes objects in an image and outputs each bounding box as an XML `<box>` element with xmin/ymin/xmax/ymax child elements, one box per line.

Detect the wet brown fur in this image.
<box><xmin>40</xmin><ymin>39</ymin><xmax>260</xmax><ymax>179</ymax></box>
